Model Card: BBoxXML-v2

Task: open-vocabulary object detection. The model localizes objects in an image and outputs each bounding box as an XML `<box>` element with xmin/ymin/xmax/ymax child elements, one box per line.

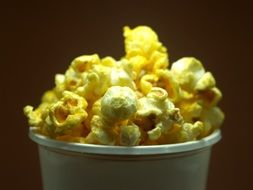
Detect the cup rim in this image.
<box><xmin>29</xmin><ymin>128</ymin><xmax>221</xmax><ymax>155</ymax></box>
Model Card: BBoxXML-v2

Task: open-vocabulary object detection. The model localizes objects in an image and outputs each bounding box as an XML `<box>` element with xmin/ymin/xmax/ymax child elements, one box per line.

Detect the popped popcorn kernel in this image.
<box><xmin>120</xmin><ymin>123</ymin><xmax>141</xmax><ymax>146</ymax></box>
<box><xmin>85</xmin><ymin>115</ymin><xmax>116</xmax><ymax>145</ymax></box>
<box><xmin>24</xmin><ymin>25</ymin><xmax>224</xmax><ymax>146</ymax></box>
<box><xmin>124</xmin><ymin>26</ymin><xmax>167</xmax><ymax>59</ymax></box>
<box><xmin>137</xmin><ymin>87</ymin><xmax>183</xmax><ymax>141</ymax></box>
<box><xmin>101</xmin><ymin>86</ymin><xmax>137</xmax><ymax>122</ymax></box>
<box><xmin>171</xmin><ymin>57</ymin><xmax>205</xmax><ymax>91</ymax></box>
<box><xmin>71</xmin><ymin>54</ymin><xmax>100</xmax><ymax>73</ymax></box>
<box><xmin>46</xmin><ymin>91</ymin><xmax>88</xmax><ymax>135</ymax></box>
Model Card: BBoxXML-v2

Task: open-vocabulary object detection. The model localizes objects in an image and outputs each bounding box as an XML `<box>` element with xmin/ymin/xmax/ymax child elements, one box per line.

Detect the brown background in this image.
<box><xmin>1</xmin><ymin>0</ymin><xmax>252</xmax><ymax>189</ymax></box>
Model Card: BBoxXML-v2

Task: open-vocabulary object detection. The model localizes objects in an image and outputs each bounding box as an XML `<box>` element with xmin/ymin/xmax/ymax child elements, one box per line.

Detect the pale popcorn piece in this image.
<box><xmin>171</xmin><ymin>57</ymin><xmax>205</xmax><ymax>91</ymax></box>
<box><xmin>137</xmin><ymin>87</ymin><xmax>183</xmax><ymax>141</ymax></box>
<box><xmin>86</xmin><ymin>86</ymin><xmax>138</xmax><ymax>145</ymax></box>
<box><xmin>137</xmin><ymin>87</ymin><xmax>174</xmax><ymax>116</ymax></box>
<box><xmin>85</xmin><ymin>115</ymin><xmax>116</xmax><ymax>145</ymax></box>
<box><xmin>46</xmin><ymin>91</ymin><xmax>88</xmax><ymax>135</ymax></box>
<box><xmin>179</xmin><ymin>121</ymin><xmax>204</xmax><ymax>142</ymax></box>
<box><xmin>147</xmin><ymin>126</ymin><xmax>162</xmax><ymax>141</ymax></box>
<box><xmin>85</xmin><ymin>127</ymin><xmax>115</xmax><ymax>145</ymax></box>
<box><xmin>195</xmin><ymin>72</ymin><xmax>216</xmax><ymax>91</ymax></box>
<box><xmin>110</xmin><ymin>60</ymin><xmax>136</xmax><ymax>90</ymax></box>
<box><xmin>119</xmin><ymin>58</ymin><xmax>136</xmax><ymax>79</ymax></box>
<box><xmin>147</xmin><ymin>108</ymin><xmax>183</xmax><ymax>141</ymax></box>
<box><xmin>200</xmin><ymin>106</ymin><xmax>224</xmax><ymax>137</ymax></box>
<box><xmin>197</xmin><ymin>87</ymin><xmax>222</xmax><ymax>107</ymax></box>
<box><xmin>101</xmin><ymin>86</ymin><xmax>137</xmax><ymax>122</ymax></box>
<box><xmin>120</xmin><ymin>123</ymin><xmax>141</xmax><ymax>146</ymax></box>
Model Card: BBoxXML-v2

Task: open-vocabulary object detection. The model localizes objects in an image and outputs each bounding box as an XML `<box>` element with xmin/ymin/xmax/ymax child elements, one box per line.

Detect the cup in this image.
<box><xmin>29</xmin><ymin>128</ymin><xmax>221</xmax><ymax>190</ymax></box>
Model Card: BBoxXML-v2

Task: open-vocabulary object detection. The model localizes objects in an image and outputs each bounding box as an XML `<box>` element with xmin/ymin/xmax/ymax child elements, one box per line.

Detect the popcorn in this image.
<box><xmin>71</xmin><ymin>54</ymin><xmax>100</xmax><ymax>73</ymax></box>
<box><xmin>171</xmin><ymin>57</ymin><xmax>205</xmax><ymax>92</ymax></box>
<box><xmin>179</xmin><ymin>121</ymin><xmax>204</xmax><ymax>142</ymax></box>
<box><xmin>195</xmin><ymin>72</ymin><xmax>216</xmax><ymax>91</ymax></box>
<box><xmin>46</xmin><ymin>91</ymin><xmax>88</xmax><ymax>135</ymax></box>
<box><xmin>85</xmin><ymin>86</ymin><xmax>138</xmax><ymax>145</ymax></box>
<box><xmin>137</xmin><ymin>87</ymin><xmax>183</xmax><ymax>141</ymax></box>
<box><xmin>85</xmin><ymin>115</ymin><xmax>116</xmax><ymax>145</ymax></box>
<box><xmin>120</xmin><ymin>123</ymin><xmax>141</xmax><ymax>146</ymax></box>
<box><xmin>24</xmin><ymin>25</ymin><xmax>224</xmax><ymax>146</ymax></box>
<box><xmin>24</xmin><ymin>90</ymin><xmax>57</xmax><ymax>128</ymax></box>
<box><xmin>200</xmin><ymin>106</ymin><xmax>224</xmax><ymax>137</ymax></box>
<box><xmin>198</xmin><ymin>87</ymin><xmax>222</xmax><ymax>107</ymax></box>
<box><xmin>124</xmin><ymin>26</ymin><xmax>167</xmax><ymax>59</ymax></box>
<box><xmin>110</xmin><ymin>60</ymin><xmax>136</xmax><ymax>89</ymax></box>
<box><xmin>101</xmin><ymin>86</ymin><xmax>137</xmax><ymax>122</ymax></box>
<box><xmin>75</xmin><ymin>64</ymin><xmax>111</xmax><ymax>101</ymax></box>
<box><xmin>178</xmin><ymin>101</ymin><xmax>203</xmax><ymax>122</ymax></box>
<box><xmin>140</xmin><ymin>74</ymin><xmax>158</xmax><ymax>94</ymax></box>
<box><xmin>124</xmin><ymin>26</ymin><xmax>169</xmax><ymax>78</ymax></box>
<box><xmin>24</xmin><ymin>105</ymin><xmax>45</xmax><ymax>127</ymax></box>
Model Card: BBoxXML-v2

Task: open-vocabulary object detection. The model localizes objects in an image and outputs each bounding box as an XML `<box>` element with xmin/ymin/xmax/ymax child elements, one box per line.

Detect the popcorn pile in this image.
<box><xmin>24</xmin><ymin>26</ymin><xmax>224</xmax><ymax>146</ymax></box>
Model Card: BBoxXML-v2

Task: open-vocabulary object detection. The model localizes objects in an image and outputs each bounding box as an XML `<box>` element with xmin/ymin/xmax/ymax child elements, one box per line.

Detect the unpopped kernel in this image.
<box><xmin>24</xmin><ymin>25</ymin><xmax>224</xmax><ymax>146</ymax></box>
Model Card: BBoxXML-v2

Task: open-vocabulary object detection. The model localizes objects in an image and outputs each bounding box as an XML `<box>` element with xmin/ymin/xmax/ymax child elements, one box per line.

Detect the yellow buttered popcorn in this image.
<box><xmin>171</xmin><ymin>57</ymin><xmax>205</xmax><ymax>92</ymax></box>
<box><xmin>71</xmin><ymin>54</ymin><xmax>100</xmax><ymax>73</ymax></box>
<box><xmin>124</xmin><ymin>26</ymin><xmax>169</xmax><ymax>80</ymax></box>
<box><xmin>45</xmin><ymin>91</ymin><xmax>88</xmax><ymax>135</ymax></box>
<box><xmin>24</xmin><ymin>25</ymin><xmax>224</xmax><ymax>146</ymax></box>
<box><xmin>124</xmin><ymin>26</ymin><xmax>167</xmax><ymax>58</ymax></box>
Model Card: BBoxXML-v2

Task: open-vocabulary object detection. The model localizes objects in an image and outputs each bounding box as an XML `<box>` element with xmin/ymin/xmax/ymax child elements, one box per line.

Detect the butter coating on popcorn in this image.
<box><xmin>24</xmin><ymin>25</ymin><xmax>224</xmax><ymax>146</ymax></box>
<box><xmin>46</xmin><ymin>91</ymin><xmax>88</xmax><ymax>135</ymax></box>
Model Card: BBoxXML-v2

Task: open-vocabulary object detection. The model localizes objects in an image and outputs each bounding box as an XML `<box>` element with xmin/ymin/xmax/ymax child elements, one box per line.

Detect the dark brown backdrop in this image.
<box><xmin>1</xmin><ymin>0</ymin><xmax>252</xmax><ymax>189</ymax></box>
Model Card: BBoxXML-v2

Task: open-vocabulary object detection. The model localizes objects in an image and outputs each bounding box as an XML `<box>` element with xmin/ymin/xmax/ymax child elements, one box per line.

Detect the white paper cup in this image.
<box><xmin>29</xmin><ymin>128</ymin><xmax>221</xmax><ymax>190</ymax></box>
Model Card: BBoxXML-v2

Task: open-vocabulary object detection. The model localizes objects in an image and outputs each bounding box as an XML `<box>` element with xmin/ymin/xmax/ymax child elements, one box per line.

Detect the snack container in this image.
<box><xmin>29</xmin><ymin>128</ymin><xmax>221</xmax><ymax>190</ymax></box>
